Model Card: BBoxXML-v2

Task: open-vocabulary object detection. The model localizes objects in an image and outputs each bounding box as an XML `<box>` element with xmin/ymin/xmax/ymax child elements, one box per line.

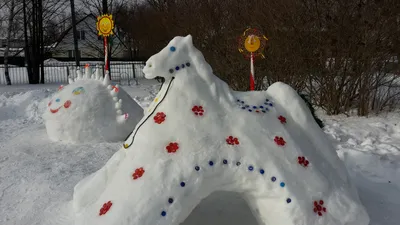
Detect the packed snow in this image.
<box><xmin>0</xmin><ymin>38</ymin><xmax>399</xmax><ymax>225</ymax></box>
<box><xmin>71</xmin><ymin>35</ymin><xmax>368</xmax><ymax>225</ymax></box>
<box><xmin>0</xmin><ymin>80</ymin><xmax>399</xmax><ymax>225</ymax></box>
<box><xmin>43</xmin><ymin>66</ymin><xmax>143</xmax><ymax>143</ymax></box>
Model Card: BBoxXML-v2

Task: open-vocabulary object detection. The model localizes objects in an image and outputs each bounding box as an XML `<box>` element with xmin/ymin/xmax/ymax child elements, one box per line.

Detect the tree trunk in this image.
<box><xmin>30</xmin><ymin>0</ymin><xmax>40</xmax><ymax>84</ymax></box>
<box><xmin>38</xmin><ymin>0</ymin><xmax>44</xmax><ymax>83</ymax></box>
<box><xmin>4</xmin><ymin>0</ymin><xmax>15</xmax><ymax>86</ymax></box>
<box><xmin>70</xmin><ymin>0</ymin><xmax>80</xmax><ymax>68</ymax></box>
<box><xmin>23</xmin><ymin>0</ymin><xmax>33</xmax><ymax>84</ymax></box>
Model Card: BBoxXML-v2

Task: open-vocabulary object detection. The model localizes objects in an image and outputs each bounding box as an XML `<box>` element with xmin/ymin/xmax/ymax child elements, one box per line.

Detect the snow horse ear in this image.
<box><xmin>185</xmin><ymin>34</ymin><xmax>193</xmax><ymax>45</ymax></box>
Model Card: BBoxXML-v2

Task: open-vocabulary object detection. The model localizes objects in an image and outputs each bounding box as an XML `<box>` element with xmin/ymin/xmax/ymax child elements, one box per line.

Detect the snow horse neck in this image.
<box><xmin>143</xmin><ymin>35</ymin><xmax>214</xmax><ymax>84</ymax></box>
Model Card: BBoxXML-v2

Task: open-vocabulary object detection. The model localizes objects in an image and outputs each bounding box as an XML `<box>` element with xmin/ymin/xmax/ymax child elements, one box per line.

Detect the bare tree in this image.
<box><xmin>118</xmin><ymin>0</ymin><xmax>399</xmax><ymax>116</ymax></box>
<box><xmin>3</xmin><ymin>0</ymin><xmax>16</xmax><ymax>85</ymax></box>
<box><xmin>20</xmin><ymin>0</ymin><xmax>69</xmax><ymax>83</ymax></box>
<box><xmin>79</xmin><ymin>0</ymin><xmax>128</xmax><ymax>17</ymax></box>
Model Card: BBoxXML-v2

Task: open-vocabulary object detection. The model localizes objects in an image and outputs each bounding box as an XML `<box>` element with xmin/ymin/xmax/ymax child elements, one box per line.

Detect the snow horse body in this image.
<box><xmin>73</xmin><ymin>35</ymin><xmax>369</xmax><ymax>225</ymax></box>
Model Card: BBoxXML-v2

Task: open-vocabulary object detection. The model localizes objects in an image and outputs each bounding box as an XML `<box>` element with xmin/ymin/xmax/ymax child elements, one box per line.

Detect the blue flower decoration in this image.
<box><xmin>170</xmin><ymin>46</ymin><xmax>176</xmax><ymax>52</ymax></box>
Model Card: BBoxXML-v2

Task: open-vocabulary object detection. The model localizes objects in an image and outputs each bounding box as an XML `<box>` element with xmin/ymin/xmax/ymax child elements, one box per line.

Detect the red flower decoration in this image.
<box><xmin>132</xmin><ymin>167</ymin><xmax>145</xmax><ymax>180</ymax></box>
<box><xmin>278</xmin><ymin>116</ymin><xmax>287</xmax><ymax>124</ymax></box>
<box><xmin>313</xmin><ymin>200</ymin><xmax>327</xmax><ymax>216</ymax></box>
<box><xmin>298</xmin><ymin>156</ymin><xmax>310</xmax><ymax>167</ymax></box>
<box><xmin>274</xmin><ymin>136</ymin><xmax>286</xmax><ymax>146</ymax></box>
<box><xmin>166</xmin><ymin>142</ymin><xmax>179</xmax><ymax>153</ymax></box>
<box><xmin>192</xmin><ymin>105</ymin><xmax>205</xmax><ymax>116</ymax></box>
<box><xmin>58</xmin><ymin>85</ymin><xmax>64</xmax><ymax>91</ymax></box>
<box><xmin>99</xmin><ymin>201</ymin><xmax>112</xmax><ymax>216</ymax></box>
<box><xmin>226</xmin><ymin>136</ymin><xmax>240</xmax><ymax>145</ymax></box>
<box><xmin>154</xmin><ymin>112</ymin><xmax>166</xmax><ymax>124</ymax></box>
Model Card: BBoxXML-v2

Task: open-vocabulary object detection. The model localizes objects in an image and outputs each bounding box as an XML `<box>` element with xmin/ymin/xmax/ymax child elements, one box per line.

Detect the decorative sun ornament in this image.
<box><xmin>237</xmin><ymin>28</ymin><xmax>269</xmax><ymax>91</ymax></box>
<box><xmin>238</xmin><ymin>28</ymin><xmax>268</xmax><ymax>59</ymax></box>
<box><xmin>96</xmin><ymin>14</ymin><xmax>114</xmax><ymax>37</ymax></box>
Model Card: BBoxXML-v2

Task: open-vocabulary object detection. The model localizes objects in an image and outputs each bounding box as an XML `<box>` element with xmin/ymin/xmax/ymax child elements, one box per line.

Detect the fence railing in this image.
<box><xmin>0</xmin><ymin>61</ymin><xmax>146</xmax><ymax>85</ymax></box>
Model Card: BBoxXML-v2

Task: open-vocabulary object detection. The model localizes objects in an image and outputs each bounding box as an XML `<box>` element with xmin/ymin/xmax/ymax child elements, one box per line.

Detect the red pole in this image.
<box><xmin>104</xmin><ymin>37</ymin><xmax>110</xmax><ymax>78</ymax></box>
<box><xmin>250</xmin><ymin>52</ymin><xmax>255</xmax><ymax>91</ymax></box>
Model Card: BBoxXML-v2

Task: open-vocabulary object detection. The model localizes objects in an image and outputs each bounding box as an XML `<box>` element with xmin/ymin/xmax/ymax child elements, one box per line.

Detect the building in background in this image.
<box><xmin>51</xmin><ymin>14</ymin><xmax>129</xmax><ymax>60</ymax></box>
<box><xmin>0</xmin><ymin>16</ymin><xmax>25</xmax><ymax>58</ymax></box>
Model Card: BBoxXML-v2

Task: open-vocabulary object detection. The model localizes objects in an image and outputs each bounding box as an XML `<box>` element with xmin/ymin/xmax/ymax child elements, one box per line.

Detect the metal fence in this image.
<box><xmin>0</xmin><ymin>61</ymin><xmax>146</xmax><ymax>85</ymax></box>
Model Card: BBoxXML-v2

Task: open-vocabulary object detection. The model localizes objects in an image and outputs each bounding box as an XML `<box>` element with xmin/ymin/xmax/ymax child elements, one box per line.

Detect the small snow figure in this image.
<box><xmin>278</xmin><ymin>115</ymin><xmax>287</xmax><ymax>124</ymax></box>
<box><xmin>154</xmin><ymin>112</ymin><xmax>166</xmax><ymax>124</ymax></box>
<box><xmin>192</xmin><ymin>105</ymin><xmax>204</xmax><ymax>116</ymax></box>
<box><xmin>274</xmin><ymin>136</ymin><xmax>286</xmax><ymax>146</ymax></box>
<box><xmin>132</xmin><ymin>167</ymin><xmax>145</xmax><ymax>180</ymax></box>
<box><xmin>313</xmin><ymin>200</ymin><xmax>327</xmax><ymax>216</ymax></box>
<box><xmin>166</xmin><ymin>142</ymin><xmax>179</xmax><ymax>153</ymax></box>
<box><xmin>99</xmin><ymin>201</ymin><xmax>112</xmax><ymax>216</ymax></box>
<box><xmin>226</xmin><ymin>136</ymin><xmax>240</xmax><ymax>145</ymax></box>
<box><xmin>298</xmin><ymin>156</ymin><xmax>310</xmax><ymax>167</ymax></box>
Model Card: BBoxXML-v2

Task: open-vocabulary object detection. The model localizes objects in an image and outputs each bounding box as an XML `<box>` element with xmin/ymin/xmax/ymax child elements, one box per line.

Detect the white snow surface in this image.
<box><xmin>72</xmin><ymin>35</ymin><xmax>368</xmax><ymax>225</ymax></box>
<box><xmin>43</xmin><ymin>67</ymin><xmax>143</xmax><ymax>143</ymax></box>
<box><xmin>0</xmin><ymin>82</ymin><xmax>399</xmax><ymax>225</ymax></box>
<box><xmin>0</xmin><ymin>39</ymin><xmax>399</xmax><ymax>225</ymax></box>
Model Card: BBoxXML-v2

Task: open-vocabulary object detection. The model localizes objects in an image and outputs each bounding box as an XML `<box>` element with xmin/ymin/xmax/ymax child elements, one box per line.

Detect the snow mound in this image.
<box><xmin>72</xmin><ymin>35</ymin><xmax>369</xmax><ymax>225</ymax></box>
<box><xmin>0</xmin><ymin>89</ymin><xmax>51</xmax><ymax>123</ymax></box>
<box><xmin>43</xmin><ymin>66</ymin><xmax>143</xmax><ymax>143</ymax></box>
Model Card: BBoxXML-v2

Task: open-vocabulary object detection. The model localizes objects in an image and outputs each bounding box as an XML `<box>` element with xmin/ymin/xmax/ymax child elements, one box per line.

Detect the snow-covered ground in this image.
<box><xmin>0</xmin><ymin>80</ymin><xmax>399</xmax><ymax>225</ymax></box>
